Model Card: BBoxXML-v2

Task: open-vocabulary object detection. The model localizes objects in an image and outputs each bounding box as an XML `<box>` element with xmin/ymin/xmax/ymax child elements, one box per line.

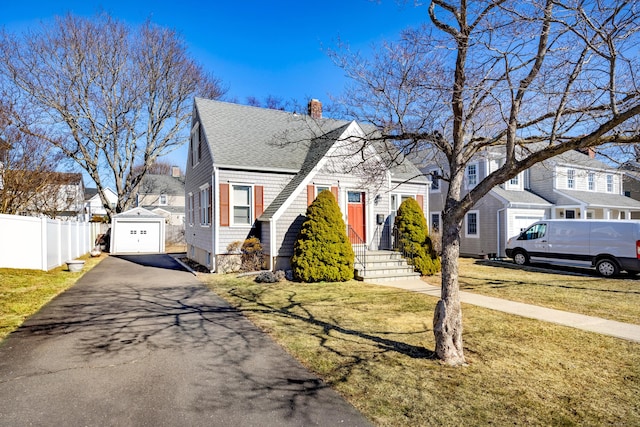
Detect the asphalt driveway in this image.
<box><xmin>0</xmin><ymin>255</ymin><xmax>370</xmax><ymax>426</ymax></box>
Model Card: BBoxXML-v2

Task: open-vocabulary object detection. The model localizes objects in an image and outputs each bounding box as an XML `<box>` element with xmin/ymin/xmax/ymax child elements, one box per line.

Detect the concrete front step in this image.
<box><xmin>354</xmin><ymin>250</ymin><xmax>421</xmax><ymax>282</ymax></box>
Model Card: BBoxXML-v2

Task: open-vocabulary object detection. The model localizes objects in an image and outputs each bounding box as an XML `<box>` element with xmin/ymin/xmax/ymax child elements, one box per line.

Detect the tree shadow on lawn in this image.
<box><xmin>225</xmin><ymin>286</ymin><xmax>435</xmax><ymax>362</ymax></box>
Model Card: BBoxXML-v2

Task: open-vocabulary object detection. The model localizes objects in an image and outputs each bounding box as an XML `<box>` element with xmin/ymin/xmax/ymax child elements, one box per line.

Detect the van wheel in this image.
<box><xmin>596</xmin><ymin>259</ymin><xmax>619</xmax><ymax>277</ymax></box>
<box><xmin>512</xmin><ymin>250</ymin><xmax>529</xmax><ymax>266</ymax></box>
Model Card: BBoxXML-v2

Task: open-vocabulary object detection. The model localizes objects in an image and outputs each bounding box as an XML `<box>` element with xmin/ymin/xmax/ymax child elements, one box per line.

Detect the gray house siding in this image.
<box><xmin>185</xmin><ymin>117</ymin><xmax>214</xmax><ymax>269</ymax></box>
<box><xmin>215</xmin><ymin>168</ymin><xmax>292</xmax><ymax>256</ymax></box>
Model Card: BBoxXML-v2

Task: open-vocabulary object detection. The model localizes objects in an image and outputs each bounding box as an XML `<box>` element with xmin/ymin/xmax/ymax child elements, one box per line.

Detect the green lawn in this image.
<box><xmin>202</xmin><ymin>273</ymin><xmax>640</xmax><ymax>426</ymax></box>
<box><xmin>421</xmin><ymin>258</ymin><xmax>640</xmax><ymax>324</ymax></box>
<box><xmin>0</xmin><ymin>254</ymin><xmax>106</xmax><ymax>340</ymax></box>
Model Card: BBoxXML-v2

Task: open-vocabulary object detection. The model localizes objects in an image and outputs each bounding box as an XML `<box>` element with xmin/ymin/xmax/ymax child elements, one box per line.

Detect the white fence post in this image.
<box><xmin>40</xmin><ymin>217</ymin><xmax>48</xmax><ymax>271</ymax></box>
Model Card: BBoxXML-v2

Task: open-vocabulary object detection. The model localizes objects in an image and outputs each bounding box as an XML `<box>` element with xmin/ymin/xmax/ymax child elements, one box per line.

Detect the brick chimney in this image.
<box><xmin>171</xmin><ymin>165</ymin><xmax>181</xmax><ymax>178</ymax></box>
<box><xmin>308</xmin><ymin>99</ymin><xmax>322</xmax><ymax>120</ymax></box>
<box><xmin>578</xmin><ymin>147</ymin><xmax>596</xmax><ymax>159</ymax></box>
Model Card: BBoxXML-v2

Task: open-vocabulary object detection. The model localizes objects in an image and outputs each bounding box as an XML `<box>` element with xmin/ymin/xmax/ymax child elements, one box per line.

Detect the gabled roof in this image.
<box><xmin>195</xmin><ymin>98</ymin><xmax>350</xmax><ymax>171</ymax></box>
<box><xmin>139</xmin><ymin>174</ymin><xmax>184</xmax><ymax>195</ymax></box>
<box><xmin>113</xmin><ymin>206</ymin><xmax>162</xmax><ymax>219</ymax></box>
<box><xmin>555</xmin><ymin>189</ymin><xmax>640</xmax><ymax>209</ymax></box>
<box><xmin>491</xmin><ymin>187</ymin><xmax>552</xmax><ymax>206</ymax></box>
<box><xmin>259</xmin><ymin>122</ymin><xmax>353</xmax><ymax>221</ymax></box>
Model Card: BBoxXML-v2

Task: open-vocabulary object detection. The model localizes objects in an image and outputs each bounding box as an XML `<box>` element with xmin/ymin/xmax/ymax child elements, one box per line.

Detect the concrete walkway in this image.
<box><xmin>367</xmin><ymin>279</ymin><xmax>640</xmax><ymax>343</ymax></box>
<box><xmin>0</xmin><ymin>255</ymin><xmax>371</xmax><ymax>427</ymax></box>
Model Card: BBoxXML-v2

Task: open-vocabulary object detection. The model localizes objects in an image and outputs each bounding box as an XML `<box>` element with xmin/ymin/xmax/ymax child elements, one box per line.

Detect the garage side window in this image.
<box><xmin>199</xmin><ymin>186</ymin><xmax>211</xmax><ymax>226</ymax></box>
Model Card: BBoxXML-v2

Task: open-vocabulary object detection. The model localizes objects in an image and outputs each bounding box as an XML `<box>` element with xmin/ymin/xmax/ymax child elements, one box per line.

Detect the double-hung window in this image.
<box><xmin>232</xmin><ymin>185</ymin><xmax>252</xmax><ymax>225</ymax></box>
<box><xmin>465</xmin><ymin>211</ymin><xmax>479</xmax><ymax>238</ymax></box>
<box><xmin>187</xmin><ymin>193</ymin><xmax>194</xmax><ymax>225</ymax></box>
<box><xmin>199</xmin><ymin>186</ymin><xmax>210</xmax><ymax>226</ymax></box>
<box><xmin>588</xmin><ymin>172</ymin><xmax>595</xmax><ymax>191</ymax></box>
<box><xmin>567</xmin><ymin>169</ymin><xmax>575</xmax><ymax>189</ymax></box>
<box><xmin>606</xmin><ymin>175</ymin><xmax>613</xmax><ymax>193</ymax></box>
<box><xmin>466</xmin><ymin>164</ymin><xmax>477</xmax><ymax>188</ymax></box>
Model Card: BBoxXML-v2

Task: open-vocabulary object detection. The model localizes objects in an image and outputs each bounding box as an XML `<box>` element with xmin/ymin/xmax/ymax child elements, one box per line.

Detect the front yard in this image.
<box><xmin>201</xmin><ymin>263</ymin><xmax>640</xmax><ymax>426</ymax></box>
<box><xmin>421</xmin><ymin>258</ymin><xmax>640</xmax><ymax>324</ymax></box>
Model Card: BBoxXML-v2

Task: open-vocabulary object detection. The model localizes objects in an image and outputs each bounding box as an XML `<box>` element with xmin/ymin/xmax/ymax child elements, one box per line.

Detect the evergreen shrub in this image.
<box><xmin>394</xmin><ymin>198</ymin><xmax>441</xmax><ymax>276</ymax></box>
<box><xmin>291</xmin><ymin>190</ymin><xmax>355</xmax><ymax>282</ymax></box>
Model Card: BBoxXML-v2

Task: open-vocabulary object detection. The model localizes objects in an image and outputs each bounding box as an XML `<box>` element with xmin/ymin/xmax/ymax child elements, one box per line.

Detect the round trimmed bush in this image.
<box><xmin>394</xmin><ymin>198</ymin><xmax>441</xmax><ymax>276</ymax></box>
<box><xmin>291</xmin><ymin>190</ymin><xmax>355</xmax><ymax>282</ymax></box>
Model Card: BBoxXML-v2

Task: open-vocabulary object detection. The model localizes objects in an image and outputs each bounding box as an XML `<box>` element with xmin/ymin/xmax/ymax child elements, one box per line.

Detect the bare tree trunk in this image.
<box><xmin>433</xmin><ymin>201</ymin><xmax>466</xmax><ymax>365</ymax></box>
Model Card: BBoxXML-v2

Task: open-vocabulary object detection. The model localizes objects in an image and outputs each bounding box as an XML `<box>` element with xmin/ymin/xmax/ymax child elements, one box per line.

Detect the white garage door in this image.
<box><xmin>117</xmin><ymin>221</ymin><xmax>161</xmax><ymax>253</ymax></box>
<box><xmin>512</xmin><ymin>215</ymin><xmax>543</xmax><ymax>237</ymax></box>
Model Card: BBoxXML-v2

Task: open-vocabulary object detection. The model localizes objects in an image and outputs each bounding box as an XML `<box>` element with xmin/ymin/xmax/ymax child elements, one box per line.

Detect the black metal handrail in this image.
<box><xmin>348</xmin><ymin>225</ymin><xmax>367</xmax><ymax>273</ymax></box>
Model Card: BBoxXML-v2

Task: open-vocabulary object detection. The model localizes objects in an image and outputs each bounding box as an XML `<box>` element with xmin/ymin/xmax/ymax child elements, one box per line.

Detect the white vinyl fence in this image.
<box><xmin>0</xmin><ymin>213</ymin><xmax>92</xmax><ymax>271</ymax></box>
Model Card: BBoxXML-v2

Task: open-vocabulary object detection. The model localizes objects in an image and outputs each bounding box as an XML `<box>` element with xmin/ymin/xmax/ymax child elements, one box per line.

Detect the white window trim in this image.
<box><xmin>465</xmin><ymin>210</ymin><xmax>479</xmax><ymax>238</ymax></box>
<box><xmin>567</xmin><ymin>169</ymin><xmax>575</xmax><ymax>189</ymax></box>
<box><xmin>315</xmin><ymin>184</ymin><xmax>331</xmax><ymax>197</ymax></box>
<box><xmin>606</xmin><ymin>174</ymin><xmax>614</xmax><ymax>193</ymax></box>
<box><xmin>430</xmin><ymin>212</ymin><xmax>441</xmax><ymax>234</ymax></box>
<box><xmin>466</xmin><ymin>163</ymin><xmax>478</xmax><ymax>189</ymax></box>
<box><xmin>505</xmin><ymin>172</ymin><xmax>523</xmax><ymax>191</ymax></box>
<box><xmin>199</xmin><ymin>184</ymin><xmax>211</xmax><ymax>226</ymax></box>
<box><xmin>230</xmin><ymin>183</ymin><xmax>254</xmax><ymax>227</ymax></box>
<box><xmin>191</xmin><ymin>123</ymin><xmax>200</xmax><ymax>167</ymax></box>
<box><xmin>187</xmin><ymin>192</ymin><xmax>194</xmax><ymax>226</ymax></box>
<box><xmin>588</xmin><ymin>172</ymin><xmax>595</xmax><ymax>191</ymax></box>
<box><xmin>159</xmin><ymin>194</ymin><xmax>168</xmax><ymax>206</ymax></box>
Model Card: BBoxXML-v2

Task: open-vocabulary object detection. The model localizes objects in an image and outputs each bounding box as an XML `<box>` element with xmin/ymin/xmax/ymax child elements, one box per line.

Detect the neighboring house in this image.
<box><xmin>422</xmin><ymin>146</ymin><xmax>640</xmax><ymax>258</ymax></box>
<box><xmin>15</xmin><ymin>171</ymin><xmax>86</xmax><ymax>220</ymax></box>
<box><xmin>84</xmin><ymin>187</ymin><xmax>118</xmax><ymax>222</ymax></box>
<box><xmin>185</xmin><ymin>98</ymin><xmax>429</xmax><ymax>273</ymax></box>
<box><xmin>136</xmin><ymin>168</ymin><xmax>185</xmax><ymax>226</ymax></box>
<box><xmin>621</xmin><ymin>161</ymin><xmax>640</xmax><ymax>219</ymax></box>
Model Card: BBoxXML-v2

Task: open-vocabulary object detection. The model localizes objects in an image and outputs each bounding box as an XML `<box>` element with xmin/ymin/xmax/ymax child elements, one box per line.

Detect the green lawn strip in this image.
<box><xmin>202</xmin><ymin>275</ymin><xmax>640</xmax><ymax>426</ymax></box>
<box><xmin>0</xmin><ymin>254</ymin><xmax>106</xmax><ymax>340</ymax></box>
<box><xmin>421</xmin><ymin>258</ymin><xmax>640</xmax><ymax>325</ymax></box>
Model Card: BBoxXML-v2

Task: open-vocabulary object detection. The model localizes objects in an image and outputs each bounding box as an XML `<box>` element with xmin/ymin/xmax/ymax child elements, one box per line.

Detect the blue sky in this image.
<box><xmin>2</xmin><ymin>0</ymin><xmax>427</xmax><ymax>169</ymax></box>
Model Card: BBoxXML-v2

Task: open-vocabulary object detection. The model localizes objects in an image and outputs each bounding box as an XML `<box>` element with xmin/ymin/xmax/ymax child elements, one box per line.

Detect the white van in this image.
<box><xmin>505</xmin><ymin>219</ymin><xmax>640</xmax><ymax>277</ymax></box>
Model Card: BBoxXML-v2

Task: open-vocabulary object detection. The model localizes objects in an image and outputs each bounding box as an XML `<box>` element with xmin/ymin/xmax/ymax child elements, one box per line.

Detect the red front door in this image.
<box><xmin>348</xmin><ymin>191</ymin><xmax>366</xmax><ymax>243</ymax></box>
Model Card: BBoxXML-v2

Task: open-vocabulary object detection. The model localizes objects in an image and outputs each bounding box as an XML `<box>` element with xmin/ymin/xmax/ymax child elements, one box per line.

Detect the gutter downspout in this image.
<box><xmin>213</xmin><ymin>167</ymin><xmax>219</xmax><ymax>272</ymax></box>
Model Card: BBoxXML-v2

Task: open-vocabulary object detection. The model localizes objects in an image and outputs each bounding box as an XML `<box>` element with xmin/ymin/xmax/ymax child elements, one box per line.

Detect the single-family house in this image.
<box><xmin>84</xmin><ymin>187</ymin><xmax>118</xmax><ymax>222</ymax></box>
<box><xmin>136</xmin><ymin>168</ymin><xmax>185</xmax><ymax>226</ymax></box>
<box><xmin>422</xmin><ymin>146</ymin><xmax>640</xmax><ymax>258</ymax></box>
<box><xmin>185</xmin><ymin>98</ymin><xmax>430</xmax><ymax>277</ymax></box>
<box><xmin>13</xmin><ymin>171</ymin><xmax>86</xmax><ymax>220</ymax></box>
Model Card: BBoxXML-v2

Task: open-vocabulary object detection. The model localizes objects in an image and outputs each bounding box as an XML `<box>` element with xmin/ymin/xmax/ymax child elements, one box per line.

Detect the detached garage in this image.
<box><xmin>111</xmin><ymin>207</ymin><xmax>165</xmax><ymax>254</ymax></box>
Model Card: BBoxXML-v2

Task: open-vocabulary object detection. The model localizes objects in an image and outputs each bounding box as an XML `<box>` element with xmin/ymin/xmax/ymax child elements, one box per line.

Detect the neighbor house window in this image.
<box><xmin>588</xmin><ymin>172</ymin><xmax>595</xmax><ymax>191</ymax></box>
<box><xmin>510</xmin><ymin>175</ymin><xmax>519</xmax><ymax>186</ymax></box>
<box><xmin>465</xmin><ymin>211</ymin><xmax>479</xmax><ymax>238</ymax></box>
<box><xmin>431</xmin><ymin>212</ymin><xmax>441</xmax><ymax>233</ymax></box>
<box><xmin>188</xmin><ymin>193</ymin><xmax>194</xmax><ymax>225</ymax></box>
<box><xmin>199</xmin><ymin>186</ymin><xmax>211</xmax><ymax>226</ymax></box>
<box><xmin>606</xmin><ymin>174</ymin><xmax>613</xmax><ymax>192</ymax></box>
<box><xmin>191</xmin><ymin>123</ymin><xmax>200</xmax><ymax>166</ymax></box>
<box><xmin>232</xmin><ymin>184</ymin><xmax>252</xmax><ymax>225</ymax></box>
<box><xmin>466</xmin><ymin>164</ymin><xmax>478</xmax><ymax>188</ymax></box>
<box><xmin>567</xmin><ymin>169</ymin><xmax>575</xmax><ymax>189</ymax></box>
<box><xmin>159</xmin><ymin>194</ymin><xmax>167</xmax><ymax>205</ymax></box>
<box><xmin>430</xmin><ymin>169</ymin><xmax>440</xmax><ymax>192</ymax></box>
